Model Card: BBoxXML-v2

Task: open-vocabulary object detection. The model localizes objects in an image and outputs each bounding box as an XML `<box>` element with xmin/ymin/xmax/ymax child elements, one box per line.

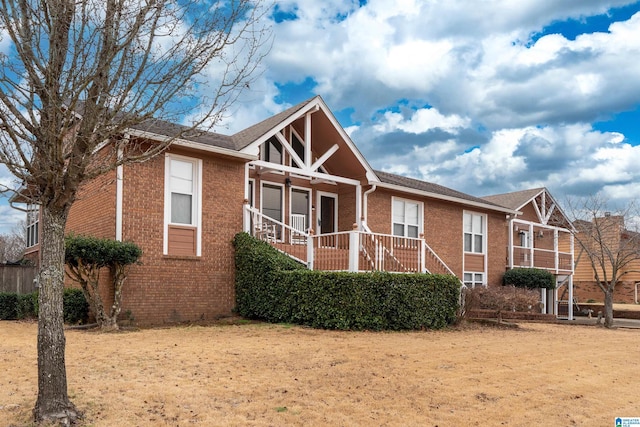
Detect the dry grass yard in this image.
<box><xmin>1</xmin><ymin>320</ymin><xmax>639</xmax><ymax>426</ymax></box>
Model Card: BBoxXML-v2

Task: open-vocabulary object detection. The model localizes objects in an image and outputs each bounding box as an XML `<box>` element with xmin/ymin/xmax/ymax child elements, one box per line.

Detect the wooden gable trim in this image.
<box><xmin>518</xmin><ymin>188</ymin><xmax>573</xmax><ymax>230</ymax></box>
<box><xmin>240</xmin><ymin>96</ymin><xmax>379</xmax><ymax>183</ymax></box>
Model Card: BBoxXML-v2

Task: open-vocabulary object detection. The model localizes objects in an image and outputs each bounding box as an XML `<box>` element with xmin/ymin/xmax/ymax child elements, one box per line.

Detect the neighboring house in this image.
<box><xmin>11</xmin><ymin>96</ymin><xmax>576</xmax><ymax>324</ymax></box>
<box><xmin>483</xmin><ymin>188</ymin><xmax>575</xmax><ymax>316</ymax></box>
<box><xmin>572</xmin><ymin>215</ymin><xmax>640</xmax><ymax>304</ymax></box>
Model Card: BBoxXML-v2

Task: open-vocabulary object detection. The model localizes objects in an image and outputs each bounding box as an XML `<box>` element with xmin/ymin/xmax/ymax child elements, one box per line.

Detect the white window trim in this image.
<box><xmin>26</xmin><ymin>203</ymin><xmax>40</xmax><ymax>248</ymax></box>
<box><xmin>260</xmin><ymin>181</ymin><xmax>285</xmax><ymax>229</ymax></box>
<box><xmin>247</xmin><ymin>178</ymin><xmax>255</xmax><ymax>207</ymax></box>
<box><xmin>316</xmin><ymin>191</ymin><xmax>338</xmax><ymax>234</ymax></box>
<box><xmin>463</xmin><ymin>272</ymin><xmax>486</xmax><ymax>289</ymax></box>
<box><xmin>163</xmin><ymin>154</ymin><xmax>202</xmax><ymax>256</ymax></box>
<box><xmin>463</xmin><ymin>210</ymin><xmax>486</xmax><ymax>254</ymax></box>
<box><xmin>289</xmin><ymin>185</ymin><xmax>312</xmax><ymax>230</ymax></box>
<box><xmin>391</xmin><ymin>197</ymin><xmax>423</xmax><ymax>238</ymax></box>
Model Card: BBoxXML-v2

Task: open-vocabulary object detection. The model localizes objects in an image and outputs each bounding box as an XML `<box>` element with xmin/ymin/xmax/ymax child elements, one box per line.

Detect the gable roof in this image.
<box><xmin>237</xmin><ymin>96</ymin><xmax>379</xmax><ymax>182</ymax></box>
<box><xmin>482</xmin><ymin>188</ymin><xmax>545</xmax><ymax>211</ymax></box>
<box><xmin>483</xmin><ymin>187</ymin><xmax>574</xmax><ymax>230</ymax></box>
<box><xmin>231</xmin><ymin>98</ymin><xmax>314</xmax><ymax>149</ymax></box>
<box><xmin>374</xmin><ymin>170</ymin><xmax>517</xmax><ymax>214</ymax></box>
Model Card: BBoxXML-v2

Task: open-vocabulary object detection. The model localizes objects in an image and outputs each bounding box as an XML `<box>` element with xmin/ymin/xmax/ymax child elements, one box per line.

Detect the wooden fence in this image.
<box><xmin>0</xmin><ymin>264</ymin><xmax>38</xmax><ymax>294</ymax></box>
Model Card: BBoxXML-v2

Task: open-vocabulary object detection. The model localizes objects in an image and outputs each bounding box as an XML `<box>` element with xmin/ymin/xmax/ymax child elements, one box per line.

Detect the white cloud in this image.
<box><xmin>373</xmin><ymin>107</ymin><xmax>470</xmax><ymax>134</ymax></box>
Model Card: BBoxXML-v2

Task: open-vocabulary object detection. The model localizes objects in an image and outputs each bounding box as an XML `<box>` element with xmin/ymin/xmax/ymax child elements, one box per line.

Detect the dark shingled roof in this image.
<box><xmin>129</xmin><ymin>119</ymin><xmax>236</xmax><ymax>150</ymax></box>
<box><xmin>375</xmin><ymin>170</ymin><xmax>509</xmax><ymax>210</ymax></box>
<box><xmin>231</xmin><ymin>97</ymin><xmax>315</xmax><ymax>149</ymax></box>
<box><xmin>482</xmin><ymin>188</ymin><xmax>545</xmax><ymax>211</ymax></box>
<box><xmin>127</xmin><ymin>97</ymin><xmax>317</xmax><ymax>152</ymax></box>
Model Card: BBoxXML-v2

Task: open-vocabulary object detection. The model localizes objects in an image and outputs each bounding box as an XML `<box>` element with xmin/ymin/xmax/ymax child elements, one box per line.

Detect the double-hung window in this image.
<box><xmin>165</xmin><ymin>154</ymin><xmax>201</xmax><ymax>256</ymax></box>
<box><xmin>392</xmin><ymin>198</ymin><xmax>421</xmax><ymax>238</ymax></box>
<box><xmin>26</xmin><ymin>204</ymin><xmax>39</xmax><ymax>248</ymax></box>
<box><xmin>463</xmin><ymin>272</ymin><xmax>484</xmax><ymax>288</ymax></box>
<box><xmin>463</xmin><ymin>212</ymin><xmax>485</xmax><ymax>253</ymax></box>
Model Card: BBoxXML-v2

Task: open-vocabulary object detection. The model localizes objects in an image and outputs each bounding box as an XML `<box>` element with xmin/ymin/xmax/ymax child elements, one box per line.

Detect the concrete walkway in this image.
<box><xmin>558</xmin><ymin>317</ymin><xmax>640</xmax><ymax>329</ymax></box>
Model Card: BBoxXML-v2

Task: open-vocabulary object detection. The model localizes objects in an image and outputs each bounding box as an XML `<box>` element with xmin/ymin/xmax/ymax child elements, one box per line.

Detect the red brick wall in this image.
<box><xmin>337</xmin><ymin>184</ymin><xmax>358</xmax><ymax>232</ymax></box>
<box><xmin>573</xmin><ymin>281</ymin><xmax>638</xmax><ymax>304</ymax></box>
<box><xmin>486</xmin><ymin>213</ymin><xmax>509</xmax><ymax>286</ymax></box>
<box><xmin>365</xmin><ymin>188</ymin><xmax>509</xmax><ymax>284</ymax></box>
<box><xmin>65</xmin><ymin>165</ymin><xmax>118</xmax><ymax>310</ymax></box>
<box><xmin>66</xmin><ymin>169</ymin><xmax>117</xmax><ymax>238</ymax></box>
<box><xmin>120</xmin><ymin>146</ymin><xmax>246</xmax><ymax>325</ymax></box>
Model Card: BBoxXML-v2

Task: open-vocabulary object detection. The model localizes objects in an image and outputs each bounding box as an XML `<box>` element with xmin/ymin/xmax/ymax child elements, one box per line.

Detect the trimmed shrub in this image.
<box><xmin>233</xmin><ymin>232</ymin><xmax>460</xmax><ymax>330</ymax></box>
<box><xmin>63</xmin><ymin>288</ymin><xmax>89</xmax><ymax>324</ymax></box>
<box><xmin>17</xmin><ymin>292</ymin><xmax>38</xmax><ymax>319</ymax></box>
<box><xmin>65</xmin><ymin>234</ymin><xmax>142</xmax><ymax>268</ymax></box>
<box><xmin>0</xmin><ymin>292</ymin><xmax>19</xmax><ymax>320</ymax></box>
<box><xmin>503</xmin><ymin>268</ymin><xmax>555</xmax><ymax>289</ymax></box>
<box><xmin>0</xmin><ymin>290</ymin><xmax>88</xmax><ymax>323</ymax></box>
<box><xmin>65</xmin><ymin>234</ymin><xmax>141</xmax><ymax>330</ymax></box>
<box><xmin>233</xmin><ymin>232</ymin><xmax>305</xmax><ymax>319</ymax></box>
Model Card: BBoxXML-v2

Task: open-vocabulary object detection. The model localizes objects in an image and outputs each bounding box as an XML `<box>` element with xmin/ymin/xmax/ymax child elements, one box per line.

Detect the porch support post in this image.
<box><xmin>355</xmin><ymin>183</ymin><xmax>362</xmax><ymax>230</ymax></box>
<box><xmin>508</xmin><ymin>217</ymin><xmax>513</xmax><ymax>269</ymax></box>
<box><xmin>553</xmin><ymin>229</ymin><xmax>559</xmax><ymax>273</ymax></box>
<box><xmin>243</xmin><ymin>163</ymin><xmax>251</xmax><ymax>233</ymax></box>
<box><xmin>529</xmin><ymin>223</ymin><xmax>534</xmax><ymax>267</ymax></box>
<box><xmin>243</xmin><ymin>201</ymin><xmax>251</xmax><ymax>233</ymax></box>
<box><xmin>568</xmin><ymin>274</ymin><xmax>574</xmax><ymax>320</ymax></box>
<box><xmin>420</xmin><ymin>235</ymin><xmax>426</xmax><ymax>273</ymax></box>
<box><xmin>307</xmin><ymin>230</ymin><xmax>314</xmax><ymax>270</ymax></box>
<box><xmin>348</xmin><ymin>229</ymin><xmax>359</xmax><ymax>272</ymax></box>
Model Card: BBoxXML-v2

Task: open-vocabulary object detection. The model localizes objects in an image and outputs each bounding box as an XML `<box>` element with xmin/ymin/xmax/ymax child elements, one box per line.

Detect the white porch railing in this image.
<box><xmin>512</xmin><ymin>246</ymin><xmax>573</xmax><ymax>273</ymax></box>
<box><xmin>245</xmin><ymin>206</ymin><xmax>310</xmax><ymax>264</ymax></box>
<box><xmin>423</xmin><ymin>241</ymin><xmax>457</xmax><ymax>276</ymax></box>
<box><xmin>244</xmin><ymin>205</ymin><xmax>458</xmax><ymax>276</ymax></box>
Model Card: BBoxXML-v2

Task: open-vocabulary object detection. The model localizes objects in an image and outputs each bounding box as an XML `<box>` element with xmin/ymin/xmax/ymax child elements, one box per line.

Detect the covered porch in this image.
<box><xmin>508</xmin><ymin>219</ymin><xmax>575</xmax><ymax>320</ymax></box>
<box><xmin>243</xmin><ymin>206</ymin><xmax>456</xmax><ymax>276</ymax></box>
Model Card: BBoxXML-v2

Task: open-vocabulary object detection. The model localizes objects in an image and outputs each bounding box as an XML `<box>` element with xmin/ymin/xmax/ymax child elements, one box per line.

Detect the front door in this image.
<box><xmin>318</xmin><ymin>192</ymin><xmax>337</xmax><ymax>234</ymax></box>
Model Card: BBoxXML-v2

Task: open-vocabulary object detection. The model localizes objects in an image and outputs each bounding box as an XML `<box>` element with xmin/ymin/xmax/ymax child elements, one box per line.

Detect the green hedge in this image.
<box><xmin>0</xmin><ymin>293</ymin><xmax>19</xmax><ymax>320</ymax></box>
<box><xmin>0</xmin><ymin>289</ymin><xmax>88</xmax><ymax>323</ymax></box>
<box><xmin>503</xmin><ymin>268</ymin><xmax>555</xmax><ymax>289</ymax></box>
<box><xmin>233</xmin><ymin>232</ymin><xmax>460</xmax><ymax>330</ymax></box>
<box><xmin>63</xmin><ymin>288</ymin><xmax>90</xmax><ymax>324</ymax></box>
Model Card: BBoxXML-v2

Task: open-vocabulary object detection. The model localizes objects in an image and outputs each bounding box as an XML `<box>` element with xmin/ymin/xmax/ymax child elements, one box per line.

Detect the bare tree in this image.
<box><xmin>0</xmin><ymin>220</ymin><xmax>26</xmax><ymax>262</ymax></box>
<box><xmin>0</xmin><ymin>0</ymin><xmax>270</xmax><ymax>423</ymax></box>
<box><xmin>567</xmin><ymin>195</ymin><xmax>640</xmax><ymax>328</ymax></box>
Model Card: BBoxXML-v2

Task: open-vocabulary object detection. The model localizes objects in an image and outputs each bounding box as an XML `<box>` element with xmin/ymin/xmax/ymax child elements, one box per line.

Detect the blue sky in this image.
<box><xmin>2</xmin><ymin>0</ymin><xmax>640</xmax><ymax>234</ymax></box>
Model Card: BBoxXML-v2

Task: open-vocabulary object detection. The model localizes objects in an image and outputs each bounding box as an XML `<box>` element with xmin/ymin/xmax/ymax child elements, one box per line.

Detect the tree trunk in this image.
<box><xmin>603</xmin><ymin>288</ymin><xmax>615</xmax><ymax>328</ymax></box>
<box><xmin>34</xmin><ymin>208</ymin><xmax>79</xmax><ymax>425</ymax></box>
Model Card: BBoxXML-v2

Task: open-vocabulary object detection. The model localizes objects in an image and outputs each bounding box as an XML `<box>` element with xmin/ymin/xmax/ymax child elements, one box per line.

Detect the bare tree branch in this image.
<box><xmin>565</xmin><ymin>194</ymin><xmax>640</xmax><ymax>328</ymax></box>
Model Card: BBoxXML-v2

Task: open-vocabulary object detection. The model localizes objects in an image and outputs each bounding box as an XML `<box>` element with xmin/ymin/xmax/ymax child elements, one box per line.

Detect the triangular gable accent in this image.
<box><xmin>236</xmin><ymin>96</ymin><xmax>379</xmax><ymax>183</ymax></box>
<box><xmin>484</xmin><ymin>188</ymin><xmax>571</xmax><ymax>228</ymax></box>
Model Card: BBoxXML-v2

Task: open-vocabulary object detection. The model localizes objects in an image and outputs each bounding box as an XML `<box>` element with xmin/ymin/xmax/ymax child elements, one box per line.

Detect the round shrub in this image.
<box><xmin>503</xmin><ymin>268</ymin><xmax>555</xmax><ymax>289</ymax></box>
<box><xmin>63</xmin><ymin>288</ymin><xmax>89</xmax><ymax>324</ymax></box>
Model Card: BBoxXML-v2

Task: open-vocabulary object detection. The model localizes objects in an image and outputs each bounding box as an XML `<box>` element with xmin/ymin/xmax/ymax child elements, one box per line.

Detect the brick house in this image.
<box><xmin>13</xmin><ymin>96</ymin><xmax>576</xmax><ymax>324</ymax></box>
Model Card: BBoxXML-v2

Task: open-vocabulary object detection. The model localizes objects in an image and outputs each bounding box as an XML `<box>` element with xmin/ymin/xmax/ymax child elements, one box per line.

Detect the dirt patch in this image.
<box><xmin>1</xmin><ymin>320</ymin><xmax>639</xmax><ymax>426</ymax></box>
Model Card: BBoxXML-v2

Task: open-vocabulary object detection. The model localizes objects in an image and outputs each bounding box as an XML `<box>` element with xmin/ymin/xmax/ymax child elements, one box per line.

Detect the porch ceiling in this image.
<box><xmin>291</xmin><ymin>113</ymin><xmax>368</xmax><ymax>181</ymax></box>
